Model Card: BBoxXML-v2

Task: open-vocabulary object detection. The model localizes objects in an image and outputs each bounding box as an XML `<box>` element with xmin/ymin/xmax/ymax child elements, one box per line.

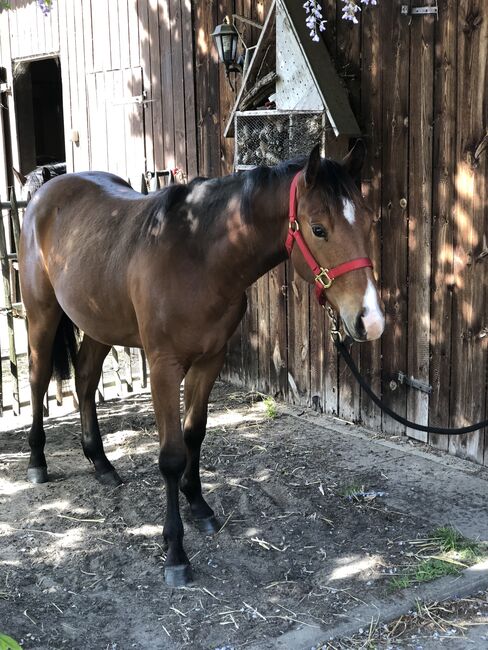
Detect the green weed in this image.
<box><xmin>263</xmin><ymin>396</ymin><xmax>278</xmax><ymax>419</ymax></box>
<box><xmin>0</xmin><ymin>634</ymin><xmax>22</xmax><ymax>650</ymax></box>
<box><xmin>390</xmin><ymin>526</ymin><xmax>487</xmax><ymax>591</ymax></box>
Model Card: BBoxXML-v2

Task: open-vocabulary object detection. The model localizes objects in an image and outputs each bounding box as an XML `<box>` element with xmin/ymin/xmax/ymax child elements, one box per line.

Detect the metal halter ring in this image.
<box><xmin>315</xmin><ymin>267</ymin><xmax>333</xmax><ymax>290</ymax></box>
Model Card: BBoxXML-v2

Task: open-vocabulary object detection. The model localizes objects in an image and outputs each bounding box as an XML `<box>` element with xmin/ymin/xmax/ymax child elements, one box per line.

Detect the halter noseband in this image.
<box><xmin>285</xmin><ymin>171</ymin><xmax>373</xmax><ymax>306</ymax></box>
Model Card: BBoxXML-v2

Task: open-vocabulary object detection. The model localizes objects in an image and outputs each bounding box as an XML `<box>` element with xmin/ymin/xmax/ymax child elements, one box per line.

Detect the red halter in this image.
<box><xmin>285</xmin><ymin>172</ymin><xmax>373</xmax><ymax>306</ymax></box>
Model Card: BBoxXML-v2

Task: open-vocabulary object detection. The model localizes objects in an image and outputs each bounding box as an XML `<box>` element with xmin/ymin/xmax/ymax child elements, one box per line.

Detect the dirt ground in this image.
<box><xmin>0</xmin><ymin>381</ymin><xmax>477</xmax><ymax>649</ymax></box>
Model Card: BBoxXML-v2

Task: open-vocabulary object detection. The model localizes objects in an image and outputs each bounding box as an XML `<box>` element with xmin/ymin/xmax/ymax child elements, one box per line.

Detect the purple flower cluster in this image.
<box><xmin>37</xmin><ymin>0</ymin><xmax>53</xmax><ymax>16</ymax></box>
<box><xmin>304</xmin><ymin>0</ymin><xmax>379</xmax><ymax>40</ymax></box>
<box><xmin>303</xmin><ymin>1</ymin><xmax>327</xmax><ymax>42</ymax></box>
<box><xmin>341</xmin><ymin>0</ymin><xmax>377</xmax><ymax>25</ymax></box>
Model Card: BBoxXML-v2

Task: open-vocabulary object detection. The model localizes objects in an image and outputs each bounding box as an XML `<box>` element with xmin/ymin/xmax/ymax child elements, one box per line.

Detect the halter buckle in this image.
<box><xmin>315</xmin><ymin>267</ymin><xmax>333</xmax><ymax>290</ymax></box>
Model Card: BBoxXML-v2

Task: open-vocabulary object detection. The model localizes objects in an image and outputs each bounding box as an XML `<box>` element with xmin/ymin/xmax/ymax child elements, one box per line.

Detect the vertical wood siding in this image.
<box><xmin>0</xmin><ymin>1</ymin><xmax>487</xmax><ymax>463</ymax></box>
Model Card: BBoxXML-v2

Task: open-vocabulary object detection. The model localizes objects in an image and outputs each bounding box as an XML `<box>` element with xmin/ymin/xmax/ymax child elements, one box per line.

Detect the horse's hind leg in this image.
<box><xmin>180</xmin><ymin>349</ymin><xmax>226</xmax><ymax>535</ymax></box>
<box><xmin>26</xmin><ymin>303</ymin><xmax>62</xmax><ymax>483</ymax></box>
<box><xmin>74</xmin><ymin>336</ymin><xmax>122</xmax><ymax>486</ymax></box>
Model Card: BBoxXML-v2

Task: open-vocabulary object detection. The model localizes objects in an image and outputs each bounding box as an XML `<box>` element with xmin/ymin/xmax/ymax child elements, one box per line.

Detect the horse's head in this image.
<box><xmin>289</xmin><ymin>142</ymin><xmax>384</xmax><ymax>342</ymax></box>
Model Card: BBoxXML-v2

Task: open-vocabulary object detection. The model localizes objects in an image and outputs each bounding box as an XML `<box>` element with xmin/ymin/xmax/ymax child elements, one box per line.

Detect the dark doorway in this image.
<box><xmin>13</xmin><ymin>57</ymin><xmax>65</xmax><ymax>174</ymax></box>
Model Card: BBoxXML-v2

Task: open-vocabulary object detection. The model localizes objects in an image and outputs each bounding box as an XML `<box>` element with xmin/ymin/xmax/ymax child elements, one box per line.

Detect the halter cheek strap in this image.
<box><xmin>285</xmin><ymin>171</ymin><xmax>373</xmax><ymax>306</ymax></box>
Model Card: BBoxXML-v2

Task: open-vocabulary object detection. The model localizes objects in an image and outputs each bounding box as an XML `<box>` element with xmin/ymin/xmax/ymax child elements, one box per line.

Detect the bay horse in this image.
<box><xmin>19</xmin><ymin>142</ymin><xmax>385</xmax><ymax>586</ymax></box>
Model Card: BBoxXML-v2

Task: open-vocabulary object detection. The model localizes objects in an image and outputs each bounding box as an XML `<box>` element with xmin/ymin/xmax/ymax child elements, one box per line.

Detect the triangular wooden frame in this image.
<box><xmin>224</xmin><ymin>0</ymin><xmax>361</xmax><ymax>139</ymax></box>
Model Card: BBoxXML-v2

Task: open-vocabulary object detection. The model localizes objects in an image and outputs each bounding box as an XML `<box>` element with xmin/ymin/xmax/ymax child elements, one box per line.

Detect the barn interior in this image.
<box><xmin>13</xmin><ymin>56</ymin><xmax>65</xmax><ymax>174</ymax></box>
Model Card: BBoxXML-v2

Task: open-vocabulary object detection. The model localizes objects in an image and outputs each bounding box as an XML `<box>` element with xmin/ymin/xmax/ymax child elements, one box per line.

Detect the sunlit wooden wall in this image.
<box><xmin>217</xmin><ymin>0</ymin><xmax>488</xmax><ymax>465</ymax></box>
<box><xmin>0</xmin><ymin>1</ymin><xmax>486</xmax><ymax>463</ymax></box>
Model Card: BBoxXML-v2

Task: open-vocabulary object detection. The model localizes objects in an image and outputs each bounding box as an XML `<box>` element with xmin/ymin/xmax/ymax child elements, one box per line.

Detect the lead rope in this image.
<box><xmin>325</xmin><ymin>308</ymin><xmax>488</xmax><ymax>436</ymax></box>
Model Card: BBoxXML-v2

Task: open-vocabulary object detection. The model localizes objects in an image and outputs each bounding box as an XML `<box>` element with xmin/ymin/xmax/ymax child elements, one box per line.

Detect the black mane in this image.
<box><xmin>240</xmin><ymin>156</ymin><xmax>359</xmax><ymax>221</ymax></box>
<box><xmin>141</xmin><ymin>155</ymin><xmax>359</xmax><ymax>242</ymax></box>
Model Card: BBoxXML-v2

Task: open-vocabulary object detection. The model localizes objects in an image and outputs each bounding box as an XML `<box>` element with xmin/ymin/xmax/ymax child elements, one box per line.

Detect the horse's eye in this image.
<box><xmin>311</xmin><ymin>224</ymin><xmax>328</xmax><ymax>239</ymax></box>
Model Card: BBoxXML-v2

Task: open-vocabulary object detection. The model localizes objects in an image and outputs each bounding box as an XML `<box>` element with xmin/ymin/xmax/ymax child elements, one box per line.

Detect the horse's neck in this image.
<box><xmin>239</xmin><ymin>175</ymin><xmax>291</xmax><ymax>285</ymax></box>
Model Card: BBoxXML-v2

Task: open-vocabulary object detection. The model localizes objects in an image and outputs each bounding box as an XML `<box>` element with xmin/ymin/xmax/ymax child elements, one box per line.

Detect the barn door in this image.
<box><xmin>87</xmin><ymin>66</ymin><xmax>146</xmax><ymax>186</ymax></box>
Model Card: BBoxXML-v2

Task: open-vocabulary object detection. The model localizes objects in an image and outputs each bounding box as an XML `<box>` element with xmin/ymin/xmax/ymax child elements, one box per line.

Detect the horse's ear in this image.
<box><xmin>42</xmin><ymin>167</ymin><xmax>51</xmax><ymax>183</ymax></box>
<box><xmin>12</xmin><ymin>168</ymin><xmax>27</xmax><ymax>186</ymax></box>
<box><xmin>343</xmin><ymin>139</ymin><xmax>366</xmax><ymax>178</ymax></box>
<box><xmin>304</xmin><ymin>144</ymin><xmax>321</xmax><ymax>187</ymax></box>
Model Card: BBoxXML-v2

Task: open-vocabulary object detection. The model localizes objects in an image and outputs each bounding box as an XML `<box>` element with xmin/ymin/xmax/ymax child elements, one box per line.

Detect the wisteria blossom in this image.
<box><xmin>342</xmin><ymin>0</ymin><xmax>377</xmax><ymax>24</ymax></box>
<box><xmin>304</xmin><ymin>0</ymin><xmax>378</xmax><ymax>39</ymax></box>
<box><xmin>303</xmin><ymin>1</ymin><xmax>327</xmax><ymax>42</ymax></box>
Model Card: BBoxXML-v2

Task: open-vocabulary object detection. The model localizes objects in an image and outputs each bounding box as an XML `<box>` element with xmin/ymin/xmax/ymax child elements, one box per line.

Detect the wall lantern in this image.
<box><xmin>211</xmin><ymin>15</ymin><xmax>263</xmax><ymax>88</ymax></box>
<box><xmin>211</xmin><ymin>22</ymin><xmax>240</xmax><ymax>74</ymax></box>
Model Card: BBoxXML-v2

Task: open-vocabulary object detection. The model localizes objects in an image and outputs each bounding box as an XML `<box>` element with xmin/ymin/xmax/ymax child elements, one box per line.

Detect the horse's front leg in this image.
<box><xmin>180</xmin><ymin>348</ymin><xmax>226</xmax><ymax>534</ymax></box>
<box><xmin>148</xmin><ymin>353</ymin><xmax>190</xmax><ymax>587</ymax></box>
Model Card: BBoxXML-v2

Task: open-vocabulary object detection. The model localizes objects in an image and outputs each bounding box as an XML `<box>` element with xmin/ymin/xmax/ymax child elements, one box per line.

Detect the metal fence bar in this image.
<box><xmin>0</xmin><ymin>198</ymin><xmax>19</xmax><ymax>414</ymax></box>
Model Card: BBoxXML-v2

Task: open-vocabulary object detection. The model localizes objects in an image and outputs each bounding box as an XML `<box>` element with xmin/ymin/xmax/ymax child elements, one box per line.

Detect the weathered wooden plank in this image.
<box><xmin>241</xmin><ymin>285</ymin><xmax>260</xmax><ymax>391</ymax></box>
<box><xmin>159</xmin><ymin>0</ymin><xmax>175</xmax><ymax>169</ymax></box>
<box><xmin>50</xmin><ymin>0</ymin><xmax>60</xmax><ymax>54</ymax></box>
<box><xmin>145</xmin><ymin>0</ymin><xmax>163</xmax><ymax>171</ymax></box>
<box><xmin>118</xmin><ymin>0</ymin><xmax>131</xmax><ymax>70</ymax></box>
<box><xmin>406</xmin><ymin>6</ymin><xmax>435</xmax><ymax>442</ymax></box>
<box><xmin>91</xmin><ymin>0</ymin><xmax>111</xmax><ymax>72</ymax></box>
<box><xmin>65</xmin><ymin>1</ymin><xmax>80</xmax><ymax>170</ymax></box>
<box><xmin>429</xmin><ymin>0</ymin><xmax>457</xmax><ymax>451</ymax></box>
<box><xmin>73</xmin><ymin>0</ymin><xmax>90</xmax><ymax>171</ymax></box>
<box><xmin>181</xmin><ymin>0</ymin><xmax>198</xmax><ymax>178</ymax></box>
<box><xmin>193</xmin><ymin>0</ymin><xmax>220</xmax><ymax>176</ymax></box>
<box><xmin>449</xmin><ymin>0</ymin><xmax>488</xmax><ymax>463</ymax></box>
<box><xmin>138</xmin><ymin>0</ymin><xmax>154</xmax><ymax>171</ymax></box>
<box><xmin>124</xmin><ymin>67</ymin><xmax>145</xmax><ymax>184</ymax></box>
<box><xmin>268</xmin><ymin>263</ymin><xmax>288</xmax><ymax>399</ymax></box>
<box><xmin>256</xmin><ymin>274</ymin><xmax>270</xmax><ymax>394</ymax></box>
<box><xmin>82</xmin><ymin>0</ymin><xmax>94</xmax><ymax>75</ymax></box>
<box><xmin>379</xmin><ymin>0</ymin><xmax>410</xmax><ymax>436</ymax></box>
<box><xmin>108</xmin><ymin>0</ymin><xmax>121</xmax><ymax>71</ymax></box>
<box><xmin>128</xmin><ymin>0</ymin><xmax>140</xmax><ymax>68</ymax></box>
<box><xmin>58</xmin><ymin>0</ymin><xmax>74</xmax><ymax>171</ymax></box>
<box><xmin>170</xmin><ymin>0</ymin><xmax>189</xmax><ymax>171</ymax></box>
<box><xmin>287</xmin><ymin>263</ymin><xmax>310</xmax><ymax>405</ymax></box>
<box><xmin>359</xmin><ymin>2</ymin><xmax>383</xmax><ymax>431</ymax></box>
<box><xmin>106</xmin><ymin>70</ymin><xmax>125</xmax><ymax>177</ymax></box>
<box><xmin>309</xmin><ymin>283</ymin><xmax>326</xmax><ymax>413</ymax></box>
<box><xmin>336</xmin><ymin>2</ymin><xmax>362</xmax><ymax>424</ymax></box>
<box><xmin>319</xmin><ymin>0</ymin><xmax>339</xmax><ymax>418</ymax></box>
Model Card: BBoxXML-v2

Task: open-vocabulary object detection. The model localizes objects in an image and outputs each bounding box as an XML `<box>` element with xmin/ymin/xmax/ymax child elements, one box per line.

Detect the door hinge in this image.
<box><xmin>396</xmin><ymin>371</ymin><xmax>432</xmax><ymax>394</ymax></box>
<box><xmin>401</xmin><ymin>2</ymin><xmax>438</xmax><ymax>18</ymax></box>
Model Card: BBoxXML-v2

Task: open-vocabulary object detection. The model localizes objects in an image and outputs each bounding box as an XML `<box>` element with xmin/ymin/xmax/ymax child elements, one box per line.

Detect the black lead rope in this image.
<box><xmin>334</xmin><ymin>338</ymin><xmax>488</xmax><ymax>436</ymax></box>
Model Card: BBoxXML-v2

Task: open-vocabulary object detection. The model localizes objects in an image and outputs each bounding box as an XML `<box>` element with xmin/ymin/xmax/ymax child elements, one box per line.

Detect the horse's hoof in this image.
<box><xmin>194</xmin><ymin>515</ymin><xmax>221</xmax><ymax>535</ymax></box>
<box><xmin>164</xmin><ymin>564</ymin><xmax>193</xmax><ymax>587</ymax></box>
<box><xmin>27</xmin><ymin>467</ymin><xmax>48</xmax><ymax>484</ymax></box>
<box><xmin>95</xmin><ymin>469</ymin><xmax>123</xmax><ymax>487</ymax></box>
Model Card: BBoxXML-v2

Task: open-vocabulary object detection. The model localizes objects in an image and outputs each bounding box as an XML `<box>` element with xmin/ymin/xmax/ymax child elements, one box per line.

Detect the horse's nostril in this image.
<box><xmin>355</xmin><ymin>313</ymin><xmax>366</xmax><ymax>339</ymax></box>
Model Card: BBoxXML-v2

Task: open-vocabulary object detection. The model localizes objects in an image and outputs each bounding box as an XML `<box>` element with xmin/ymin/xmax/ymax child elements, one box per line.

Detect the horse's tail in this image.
<box><xmin>52</xmin><ymin>313</ymin><xmax>79</xmax><ymax>381</ymax></box>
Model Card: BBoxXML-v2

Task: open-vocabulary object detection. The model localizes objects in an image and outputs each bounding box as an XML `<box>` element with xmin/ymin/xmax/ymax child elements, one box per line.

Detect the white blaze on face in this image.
<box><xmin>342</xmin><ymin>198</ymin><xmax>356</xmax><ymax>225</ymax></box>
<box><xmin>362</xmin><ymin>278</ymin><xmax>385</xmax><ymax>340</ymax></box>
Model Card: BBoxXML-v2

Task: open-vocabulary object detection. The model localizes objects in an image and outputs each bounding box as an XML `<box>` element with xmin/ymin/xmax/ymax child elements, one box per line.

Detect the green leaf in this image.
<box><xmin>0</xmin><ymin>635</ymin><xmax>22</xmax><ymax>650</ymax></box>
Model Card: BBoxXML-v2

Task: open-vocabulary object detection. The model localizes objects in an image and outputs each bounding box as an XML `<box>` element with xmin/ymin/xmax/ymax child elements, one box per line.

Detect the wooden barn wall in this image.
<box><xmin>0</xmin><ymin>1</ymin><xmax>486</xmax><ymax>464</ymax></box>
<box><xmin>216</xmin><ymin>0</ymin><xmax>488</xmax><ymax>465</ymax></box>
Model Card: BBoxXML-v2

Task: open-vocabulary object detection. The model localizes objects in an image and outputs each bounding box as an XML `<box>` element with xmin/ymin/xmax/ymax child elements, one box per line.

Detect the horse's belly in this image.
<box><xmin>52</xmin><ymin>280</ymin><xmax>141</xmax><ymax>348</ymax></box>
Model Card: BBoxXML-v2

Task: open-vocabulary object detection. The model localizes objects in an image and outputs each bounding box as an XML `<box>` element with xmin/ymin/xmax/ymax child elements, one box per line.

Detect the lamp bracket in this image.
<box><xmin>231</xmin><ymin>14</ymin><xmax>264</xmax><ymax>30</ymax></box>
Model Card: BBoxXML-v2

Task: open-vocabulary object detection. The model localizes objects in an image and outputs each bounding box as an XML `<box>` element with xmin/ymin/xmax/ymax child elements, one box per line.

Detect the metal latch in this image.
<box><xmin>0</xmin><ymin>82</ymin><xmax>11</xmax><ymax>94</ymax></box>
<box><xmin>112</xmin><ymin>90</ymin><xmax>155</xmax><ymax>106</ymax></box>
<box><xmin>397</xmin><ymin>371</ymin><xmax>432</xmax><ymax>394</ymax></box>
<box><xmin>401</xmin><ymin>2</ymin><xmax>438</xmax><ymax>18</ymax></box>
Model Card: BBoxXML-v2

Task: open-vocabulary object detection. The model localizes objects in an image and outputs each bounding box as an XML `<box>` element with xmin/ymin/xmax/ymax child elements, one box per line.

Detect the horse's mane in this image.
<box><xmin>141</xmin><ymin>155</ymin><xmax>360</xmax><ymax>241</ymax></box>
<box><xmin>240</xmin><ymin>156</ymin><xmax>359</xmax><ymax>221</ymax></box>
